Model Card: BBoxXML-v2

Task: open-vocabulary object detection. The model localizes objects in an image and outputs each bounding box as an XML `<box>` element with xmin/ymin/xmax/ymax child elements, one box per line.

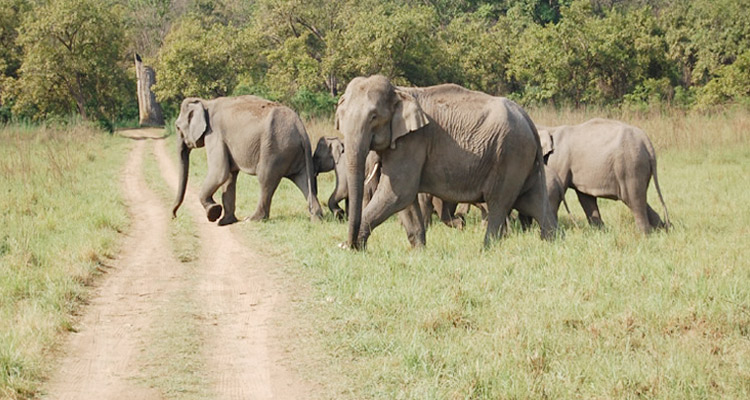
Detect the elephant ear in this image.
<box><xmin>538</xmin><ymin>129</ymin><xmax>554</xmax><ymax>158</ymax></box>
<box><xmin>186</xmin><ymin>101</ymin><xmax>207</xmax><ymax>148</ymax></box>
<box><xmin>390</xmin><ymin>89</ymin><xmax>429</xmax><ymax>149</ymax></box>
<box><xmin>335</xmin><ymin>94</ymin><xmax>346</xmax><ymax>131</ymax></box>
<box><xmin>330</xmin><ymin>139</ymin><xmax>344</xmax><ymax>164</ymax></box>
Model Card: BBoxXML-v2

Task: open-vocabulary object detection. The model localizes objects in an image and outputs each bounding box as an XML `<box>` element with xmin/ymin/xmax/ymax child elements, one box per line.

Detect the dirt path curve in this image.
<box><xmin>43</xmin><ymin>128</ymin><xmax>309</xmax><ymax>399</ymax></box>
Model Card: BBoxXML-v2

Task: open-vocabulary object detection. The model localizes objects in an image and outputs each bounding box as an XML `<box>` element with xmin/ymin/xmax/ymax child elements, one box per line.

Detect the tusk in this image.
<box><xmin>364</xmin><ymin>162</ymin><xmax>380</xmax><ymax>185</ymax></box>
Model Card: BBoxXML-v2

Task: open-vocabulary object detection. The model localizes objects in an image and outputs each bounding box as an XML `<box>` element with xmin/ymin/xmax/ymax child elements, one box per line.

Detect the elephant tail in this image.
<box><xmin>647</xmin><ymin>142</ymin><xmax>670</xmax><ymax>230</ymax></box>
<box><xmin>297</xmin><ymin>119</ymin><xmax>323</xmax><ymax>220</ymax></box>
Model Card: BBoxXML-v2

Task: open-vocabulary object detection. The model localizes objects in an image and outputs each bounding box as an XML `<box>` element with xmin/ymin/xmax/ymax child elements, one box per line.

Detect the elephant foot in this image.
<box><xmin>218</xmin><ymin>215</ymin><xmax>238</xmax><ymax>226</ymax></box>
<box><xmin>206</xmin><ymin>204</ymin><xmax>223</xmax><ymax>222</ymax></box>
<box><xmin>248</xmin><ymin>211</ymin><xmax>268</xmax><ymax>222</ymax></box>
<box><xmin>333</xmin><ymin>209</ymin><xmax>346</xmax><ymax>221</ymax></box>
<box><xmin>446</xmin><ymin>217</ymin><xmax>465</xmax><ymax>230</ymax></box>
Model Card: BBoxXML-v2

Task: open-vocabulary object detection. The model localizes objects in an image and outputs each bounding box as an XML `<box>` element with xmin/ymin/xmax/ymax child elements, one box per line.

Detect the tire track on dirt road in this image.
<box><xmin>152</xmin><ymin>133</ymin><xmax>309</xmax><ymax>400</ymax></box>
<box><xmin>43</xmin><ymin>131</ymin><xmax>177</xmax><ymax>400</ymax></box>
<box><xmin>44</xmin><ymin>129</ymin><xmax>311</xmax><ymax>399</ymax></box>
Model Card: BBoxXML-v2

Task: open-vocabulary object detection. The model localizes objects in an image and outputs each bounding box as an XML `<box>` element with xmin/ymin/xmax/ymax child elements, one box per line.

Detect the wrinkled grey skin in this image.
<box><xmin>312</xmin><ymin>137</ymin><xmax>379</xmax><ymax>220</ymax></box>
<box><xmin>336</xmin><ymin>75</ymin><xmax>556</xmax><ymax>249</ymax></box>
<box><xmin>173</xmin><ymin>96</ymin><xmax>323</xmax><ymax>224</ymax></box>
<box><xmin>538</xmin><ymin>118</ymin><xmax>670</xmax><ymax>233</ymax></box>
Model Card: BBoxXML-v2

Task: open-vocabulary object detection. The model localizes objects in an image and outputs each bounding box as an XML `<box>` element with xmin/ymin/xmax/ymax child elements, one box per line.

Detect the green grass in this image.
<box><xmin>0</xmin><ymin>123</ymin><xmax>129</xmax><ymax>399</ymax></box>
<box><xmin>173</xmin><ymin>109</ymin><xmax>750</xmax><ymax>399</ymax></box>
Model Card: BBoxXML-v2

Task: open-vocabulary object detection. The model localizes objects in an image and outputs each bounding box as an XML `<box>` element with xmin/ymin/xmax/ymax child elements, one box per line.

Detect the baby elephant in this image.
<box><xmin>538</xmin><ymin>118</ymin><xmax>670</xmax><ymax>233</ymax></box>
<box><xmin>312</xmin><ymin>137</ymin><xmax>380</xmax><ymax>219</ymax></box>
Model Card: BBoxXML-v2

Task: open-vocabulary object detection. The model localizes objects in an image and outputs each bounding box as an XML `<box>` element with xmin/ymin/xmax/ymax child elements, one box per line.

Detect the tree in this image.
<box><xmin>509</xmin><ymin>0</ymin><xmax>668</xmax><ymax>106</ymax></box>
<box><xmin>440</xmin><ymin>12</ymin><xmax>516</xmax><ymax>95</ymax></box>
<box><xmin>152</xmin><ymin>15</ymin><xmax>248</xmax><ymax>103</ymax></box>
<box><xmin>13</xmin><ymin>0</ymin><xmax>132</xmax><ymax>121</ymax></box>
<box><xmin>340</xmin><ymin>3</ymin><xmax>442</xmax><ymax>86</ymax></box>
<box><xmin>0</xmin><ymin>0</ymin><xmax>30</xmax><ymax>120</ymax></box>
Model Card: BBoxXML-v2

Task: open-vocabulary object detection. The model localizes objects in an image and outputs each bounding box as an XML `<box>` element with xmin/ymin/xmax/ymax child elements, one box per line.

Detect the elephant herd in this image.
<box><xmin>171</xmin><ymin>75</ymin><xmax>670</xmax><ymax>250</ymax></box>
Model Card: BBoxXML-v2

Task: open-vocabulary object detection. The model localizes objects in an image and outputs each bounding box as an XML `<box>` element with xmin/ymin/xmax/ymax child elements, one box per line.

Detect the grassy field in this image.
<box><xmin>173</xmin><ymin>107</ymin><xmax>750</xmax><ymax>399</ymax></box>
<box><xmin>0</xmin><ymin>123</ymin><xmax>129</xmax><ymax>399</ymax></box>
<box><xmin>2</xmin><ymin>107</ymin><xmax>747</xmax><ymax>399</ymax></box>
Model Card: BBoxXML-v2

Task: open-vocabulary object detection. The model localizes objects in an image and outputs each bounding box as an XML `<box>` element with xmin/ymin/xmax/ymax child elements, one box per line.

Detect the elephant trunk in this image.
<box><xmin>172</xmin><ymin>140</ymin><xmax>191</xmax><ymax>218</ymax></box>
<box><xmin>345</xmin><ymin>135</ymin><xmax>369</xmax><ymax>249</ymax></box>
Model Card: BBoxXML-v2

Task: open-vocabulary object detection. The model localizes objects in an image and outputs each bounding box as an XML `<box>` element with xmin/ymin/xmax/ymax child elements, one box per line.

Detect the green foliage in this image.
<box><xmin>340</xmin><ymin>3</ymin><xmax>442</xmax><ymax>86</ymax></box>
<box><xmin>441</xmin><ymin>13</ymin><xmax>515</xmax><ymax>94</ymax></box>
<box><xmin>152</xmin><ymin>15</ymin><xmax>248</xmax><ymax>102</ymax></box>
<box><xmin>12</xmin><ymin>0</ymin><xmax>134</xmax><ymax>122</ymax></box>
<box><xmin>509</xmin><ymin>1</ymin><xmax>670</xmax><ymax>106</ymax></box>
<box><xmin>696</xmin><ymin>51</ymin><xmax>750</xmax><ymax>108</ymax></box>
<box><xmin>289</xmin><ymin>88</ymin><xmax>337</xmax><ymax>119</ymax></box>
<box><xmin>2</xmin><ymin>0</ymin><xmax>750</xmax><ymax>122</ymax></box>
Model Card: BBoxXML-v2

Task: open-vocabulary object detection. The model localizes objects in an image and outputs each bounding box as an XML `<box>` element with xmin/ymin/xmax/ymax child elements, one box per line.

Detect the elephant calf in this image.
<box><xmin>173</xmin><ymin>96</ymin><xmax>323</xmax><ymax>224</ymax></box>
<box><xmin>538</xmin><ymin>118</ymin><xmax>670</xmax><ymax>233</ymax></box>
<box><xmin>312</xmin><ymin>137</ymin><xmax>380</xmax><ymax>220</ymax></box>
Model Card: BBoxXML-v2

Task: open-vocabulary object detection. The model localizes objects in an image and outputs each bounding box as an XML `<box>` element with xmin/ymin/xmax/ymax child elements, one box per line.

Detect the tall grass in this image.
<box><xmin>179</xmin><ymin>107</ymin><xmax>750</xmax><ymax>399</ymax></box>
<box><xmin>0</xmin><ymin>123</ymin><xmax>129</xmax><ymax>399</ymax></box>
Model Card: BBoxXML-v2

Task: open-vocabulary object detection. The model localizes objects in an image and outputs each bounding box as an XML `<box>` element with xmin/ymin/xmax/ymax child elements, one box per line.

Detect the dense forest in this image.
<box><xmin>1</xmin><ymin>0</ymin><xmax>749</xmax><ymax>126</ymax></box>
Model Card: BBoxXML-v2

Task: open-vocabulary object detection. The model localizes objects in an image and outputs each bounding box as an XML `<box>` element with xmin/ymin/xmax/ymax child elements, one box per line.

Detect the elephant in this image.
<box><xmin>537</xmin><ymin>118</ymin><xmax>670</xmax><ymax>233</ymax></box>
<box><xmin>312</xmin><ymin>137</ymin><xmax>380</xmax><ymax>220</ymax></box>
<box><xmin>430</xmin><ymin>164</ymin><xmax>569</xmax><ymax>232</ymax></box>
<box><xmin>172</xmin><ymin>95</ymin><xmax>323</xmax><ymax>224</ymax></box>
<box><xmin>335</xmin><ymin>75</ymin><xmax>556</xmax><ymax>249</ymax></box>
<box><xmin>315</xmin><ymin>137</ymin><xmax>468</xmax><ymax>229</ymax></box>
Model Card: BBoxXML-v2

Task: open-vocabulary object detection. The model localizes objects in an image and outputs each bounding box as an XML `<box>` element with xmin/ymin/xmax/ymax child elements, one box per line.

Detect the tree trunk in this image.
<box><xmin>135</xmin><ymin>53</ymin><xmax>164</xmax><ymax>126</ymax></box>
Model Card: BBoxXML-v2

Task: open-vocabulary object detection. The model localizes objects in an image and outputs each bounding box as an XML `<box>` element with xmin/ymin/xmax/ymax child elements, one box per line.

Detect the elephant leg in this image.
<box><xmin>328</xmin><ymin>192</ymin><xmax>345</xmax><ymax>220</ymax></box>
<box><xmin>199</xmin><ymin>167</ymin><xmax>231</xmax><ymax>223</ymax></box>
<box><xmin>397</xmin><ymin>198</ymin><xmax>426</xmax><ymax>248</ymax></box>
<box><xmin>476</xmin><ymin>203</ymin><xmax>489</xmax><ymax>221</ymax></box>
<box><xmin>646</xmin><ymin>204</ymin><xmax>665</xmax><ymax>229</ymax></box>
<box><xmin>218</xmin><ymin>170</ymin><xmax>239</xmax><ymax>226</ymax></box>
<box><xmin>518</xmin><ymin>214</ymin><xmax>534</xmax><ymax>231</ymax></box>
<box><xmin>483</xmin><ymin>202</ymin><xmax>513</xmax><ymax>247</ymax></box>
<box><xmin>358</xmin><ymin>169</ymin><xmax>421</xmax><ymax>248</ymax></box>
<box><xmin>200</xmin><ymin>138</ymin><xmax>232</xmax><ymax>222</ymax></box>
<box><xmin>418</xmin><ymin>193</ymin><xmax>434</xmax><ymax>229</ymax></box>
<box><xmin>455</xmin><ymin>203</ymin><xmax>470</xmax><ymax>218</ymax></box>
<box><xmin>630</xmin><ymin>203</ymin><xmax>653</xmax><ymax>234</ymax></box>
<box><xmin>437</xmin><ymin>199</ymin><xmax>464</xmax><ymax>230</ymax></box>
<box><xmin>514</xmin><ymin>179</ymin><xmax>557</xmax><ymax>240</ymax></box>
<box><xmin>249</xmin><ymin>170</ymin><xmax>283</xmax><ymax>222</ymax></box>
<box><xmin>576</xmin><ymin>191</ymin><xmax>604</xmax><ymax>228</ymax></box>
<box><xmin>625</xmin><ymin>192</ymin><xmax>654</xmax><ymax>234</ymax></box>
<box><xmin>290</xmin><ymin>170</ymin><xmax>323</xmax><ymax>220</ymax></box>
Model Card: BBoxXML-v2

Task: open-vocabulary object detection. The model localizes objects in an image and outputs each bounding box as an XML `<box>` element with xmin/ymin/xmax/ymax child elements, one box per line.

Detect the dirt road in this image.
<box><xmin>43</xmin><ymin>128</ymin><xmax>309</xmax><ymax>399</ymax></box>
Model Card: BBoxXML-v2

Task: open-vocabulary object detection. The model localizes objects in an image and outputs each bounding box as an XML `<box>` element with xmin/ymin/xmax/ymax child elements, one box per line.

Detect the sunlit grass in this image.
<box><xmin>0</xmin><ymin>123</ymin><xmax>129</xmax><ymax>399</ymax></box>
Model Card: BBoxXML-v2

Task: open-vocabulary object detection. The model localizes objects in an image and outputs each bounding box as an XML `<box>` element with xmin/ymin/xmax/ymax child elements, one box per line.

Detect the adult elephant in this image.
<box><xmin>336</xmin><ymin>75</ymin><xmax>556</xmax><ymax>249</ymax></box>
<box><xmin>537</xmin><ymin>118</ymin><xmax>670</xmax><ymax>233</ymax></box>
<box><xmin>172</xmin><ymin>96</ymin><xmax>323</xmax><ymax>224</ymax></box>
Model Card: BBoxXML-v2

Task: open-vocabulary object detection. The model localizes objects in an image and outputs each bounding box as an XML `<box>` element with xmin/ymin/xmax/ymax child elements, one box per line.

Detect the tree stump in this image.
<box><xmin>134</xmin><ymin>53</ymin><xmax>164</xmax><ymax>126</ymax></box>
